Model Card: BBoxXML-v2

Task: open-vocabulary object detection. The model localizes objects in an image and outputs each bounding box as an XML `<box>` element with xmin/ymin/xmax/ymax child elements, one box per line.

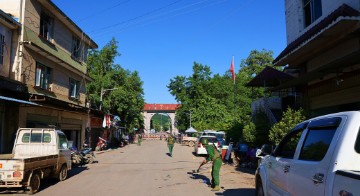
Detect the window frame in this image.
<box><xmin>71</xmin><ymin>36</ymin><xmax>81</xmax><ymax>60</ymax></box>
<box><xmin>303</xmin><ymin>0</ymin><xmax>322</xmax><ymax>28</ymax></box>
<box><xmin>69</xmin><ymin>78</ymin><xmax>80</xmax><ymax>99</ymax></box>
<box><xmin>0</xmin><ymin>33</ymin><xmax>4</xmax><ymax>65</ymax></box>
<box><xmin>39</xmin><ymin>12</ymin><xmax>53</xmax><ymax>41</ymax></box>
<box><xmin>35</xmin><ymin>62</ymin><xmax>51</xmax><ymax>90</ymax></box>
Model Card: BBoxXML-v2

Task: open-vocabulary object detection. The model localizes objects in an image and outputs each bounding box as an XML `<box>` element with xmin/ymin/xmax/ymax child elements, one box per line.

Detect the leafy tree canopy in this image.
<box><xmin>87</xmin><ymin>38</ymin><xmax>145</xmax><ymax>133</ymax></box>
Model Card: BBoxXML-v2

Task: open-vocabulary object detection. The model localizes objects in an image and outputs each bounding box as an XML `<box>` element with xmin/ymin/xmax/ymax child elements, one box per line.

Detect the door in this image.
<box><xmin>58</xmin><ymin>132</ymin><xmax>72</xmax><ymax>168</ymax></box>
<box><xmin>267</xmin><ymin>129</ymin><xmax>304</xmax><ymax>196</ymax></box>
<box><xmin>287</xmin><ymin>117</ymin><xmax>342</xmax><ymax>196</ymax></box>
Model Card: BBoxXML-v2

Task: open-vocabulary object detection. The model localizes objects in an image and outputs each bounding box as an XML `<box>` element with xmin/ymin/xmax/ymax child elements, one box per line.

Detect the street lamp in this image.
<box><xmin>100</xmin><ymin>87</ymin><xmax>118</xmax><ymax>110</ymax></box>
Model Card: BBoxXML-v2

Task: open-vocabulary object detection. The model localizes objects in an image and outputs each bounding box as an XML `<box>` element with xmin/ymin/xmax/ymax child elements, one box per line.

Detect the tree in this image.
<box><xmin>87</xmin><ymin>38</ymin><xmax>145</xmax><ymax>132</ymax></box>
<box><xmin>269</xmin><ymin>107</ymin><xmax>306</xmax><ymax>144</ymax></box>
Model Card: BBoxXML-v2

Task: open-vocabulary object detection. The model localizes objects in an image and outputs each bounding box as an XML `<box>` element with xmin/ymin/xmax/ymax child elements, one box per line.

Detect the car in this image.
<box><xmin>194</xmin><ymin>135</ymin><xmax>220</xmax><ymax>155</ymax></box>
<box><xmin>200</xmin><ymin>130</ymin><xmax>226</xmax><ymax>147</ymax></box>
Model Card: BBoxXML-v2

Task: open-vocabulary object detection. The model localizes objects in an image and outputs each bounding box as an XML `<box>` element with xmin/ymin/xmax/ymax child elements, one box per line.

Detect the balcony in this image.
<box><xmin>22</xmin><ymin>26</ymin><xmax>87</xmax><ymax>75</ymax></box>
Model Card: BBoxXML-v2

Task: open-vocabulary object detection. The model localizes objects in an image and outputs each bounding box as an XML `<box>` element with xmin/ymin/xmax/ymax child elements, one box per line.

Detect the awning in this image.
<box><xmin>0</xmin><ymin>95</ymin><xmax>39</xmax><ymax>106</ymax></box>
<box><xmin>246</xmin><ymin>66</ymin><xmax>294</xmax><ymax>87</ymax></box>
<box><xmin>185</xmin><ymin>127</ymin><xmax>197</xmax><ymax>133</ymax></box>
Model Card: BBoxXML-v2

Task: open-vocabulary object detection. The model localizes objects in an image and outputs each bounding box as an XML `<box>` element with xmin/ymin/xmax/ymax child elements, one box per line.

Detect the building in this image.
<box><xmin>250</xmin><ymin>1</ymin><xmax>360</xmax><ymax>121</ymax></box>
<box><xmin>273</xmin><ymin>1</ymin><xmax>360</xmax><ymax>117</ymax></box>
<box><xmin>0</xmin><ymin>0</ymin><xmax>98</xmax><ymax>152</ymax></box>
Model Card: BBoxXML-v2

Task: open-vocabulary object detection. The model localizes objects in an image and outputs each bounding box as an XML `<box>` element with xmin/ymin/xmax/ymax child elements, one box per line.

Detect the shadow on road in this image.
<box><xmin>0</xmin><ymin>166</ymin><xmax>89</xmax><ymax>195</ymax></box>
<box><xmin>234</xmin><ymin>166</ymin><xmax>256</xmax><ymax>175</ymax></box>
<box><xmin>215</xmin><ymin>188</ymin><xmax>255</xmax><ymax>196</ymax></box>
<box><xmin>166</xmin><ymin>152</ymin><xmax>172</xmax><ymax>157</ymax></box>
<box><xmin>40</xmin><ymin>166</ymin><xmax>89</xmax><ymax>192</ymax></box>
<box><xmin>187</xmin><ymin>172</ymin><xmax>210</xmax><ymax>186</ymax></box>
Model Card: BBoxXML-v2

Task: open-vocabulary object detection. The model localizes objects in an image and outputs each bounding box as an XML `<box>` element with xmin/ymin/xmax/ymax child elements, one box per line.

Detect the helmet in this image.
<box><xmin>200</xmin><ymin>138</ymin><xmax>208</xmax><ymax>145</ymax></box>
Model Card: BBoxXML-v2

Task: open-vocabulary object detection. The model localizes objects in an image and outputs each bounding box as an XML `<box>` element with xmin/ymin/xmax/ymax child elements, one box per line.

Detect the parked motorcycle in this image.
<box><xmin>70</xmin><ymin>146</ymin><xmax>85</xmax><ymax>166</ymax></box>
<box><xmin>95</xmin><ymin>137</ymin><xmax>108</xmax><ymax>151</ymax></box>
<box><xmin>80</xmin><ymin>145</ymin><xmax>96</xmax><ymax>164</ymax></box>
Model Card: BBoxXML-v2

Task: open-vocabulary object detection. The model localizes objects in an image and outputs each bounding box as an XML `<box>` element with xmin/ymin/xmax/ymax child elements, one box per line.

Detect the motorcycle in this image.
<box><xmin>80</xmin><ymin>144</ymin><xmax>96</xmax><ymax>164</ymax></box>
<box><xmin>70</xmin><ymin>146</ymin><xmax>86</xmax><ymax>166</ymax></box>
<box><xmin>95</xmin><ymin>137</ymin><xmax>108</xmax><ymax>151</ymax></box>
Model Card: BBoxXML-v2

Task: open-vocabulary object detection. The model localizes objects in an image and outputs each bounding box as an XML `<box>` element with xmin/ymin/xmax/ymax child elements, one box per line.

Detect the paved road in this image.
<box><xmin>4</xmin><ymin>140</ymin><xmax>255</xmax><ymax>196</ymax></box>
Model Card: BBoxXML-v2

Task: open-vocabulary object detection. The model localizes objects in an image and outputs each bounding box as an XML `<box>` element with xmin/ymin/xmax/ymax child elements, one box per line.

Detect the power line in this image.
<box><xmin>77</xmin><ymin>0</ymin><xmax>132</xmax><ymax>22</ymax></box>
<box><xmin>88</xmin><ymin>0</ymin><xmax>184</xmax><ymax>34</ymax></box>
<box><xmin>90</xmin><ymin>0</ymin><xmax>226</xmax><ymax>39</ymax></box>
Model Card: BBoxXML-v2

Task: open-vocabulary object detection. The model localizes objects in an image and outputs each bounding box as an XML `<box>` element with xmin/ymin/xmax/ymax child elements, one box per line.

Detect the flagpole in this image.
<box><xmin>232</xmin><ymin>56</ymin><xmax>236</xmax><ymax>123</ymax></box>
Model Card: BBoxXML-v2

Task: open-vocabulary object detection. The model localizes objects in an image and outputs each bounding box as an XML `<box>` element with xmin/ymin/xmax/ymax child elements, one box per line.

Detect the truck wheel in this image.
<box><xmin>188</xmin><ymin>141</ymin><xmax>195</xmax><ymax>147</ymax></box>
<box><xmin>27</xmin><ymin>173</ymin><xmax>40</xmax><ymax>195</ymax></box>
<box><xmin>58</xmin><ymin>165</ymin><xmax>68</xmax><ymax>181</ymax></box>
<box><xmin>255</xmin><ymin>178</ymin><xmax>264</xmax><ymax>196</ymax></box>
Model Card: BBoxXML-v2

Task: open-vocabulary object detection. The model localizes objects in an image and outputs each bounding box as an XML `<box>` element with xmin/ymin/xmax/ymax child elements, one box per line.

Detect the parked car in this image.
<box><xmin>199</xmin><ymin>130</ymin><xmax>226</xmax><ymax>147</ymax></box>
<box><xmin>255</xmin><ymin>111</ymin><xmax>360</xmax><ymax>196</ymax></box>
<box><xmin>194</xmin><ymin>136</ymin><xmax>220</xmax><ymax>155</ymax></box>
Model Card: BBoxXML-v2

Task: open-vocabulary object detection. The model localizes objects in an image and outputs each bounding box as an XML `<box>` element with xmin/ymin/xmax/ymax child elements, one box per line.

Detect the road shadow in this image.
<box><xmin>187</xmin><ymin>172</ymin><xmax>211</xmax><ymax>186</ymax></box>
<box><xmin>166</xmin><ymin>152</ymin><xmax>172</xmax><ymax>157</ymax></box>
<box><xmin>0</xmin><ymin>166</ymin><xmax>89</xmax><ymax>195</ymax></box>
<box><xmin>234</xmin><ymin>166</ymin><xmax>256</xmax><ymax>175</ymax></box>
<box><xmin>215</xmin><ymin>188</ymin><xmax>255</xmax><ymax>196</ymax></box>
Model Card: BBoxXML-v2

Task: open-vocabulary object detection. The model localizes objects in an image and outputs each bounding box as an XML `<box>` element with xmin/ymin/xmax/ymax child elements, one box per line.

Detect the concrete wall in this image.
<box><xmin>285</xmin><ymin>0</ymin><xmax>360</xmax><ymax>44</ymax></box>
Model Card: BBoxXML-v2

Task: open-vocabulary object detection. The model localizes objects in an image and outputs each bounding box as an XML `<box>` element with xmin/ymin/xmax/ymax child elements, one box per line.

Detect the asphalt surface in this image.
<box><xmin>2</xmin><ymin>139</ymin><xmax>255</xmax><ymax>196</ymax></box>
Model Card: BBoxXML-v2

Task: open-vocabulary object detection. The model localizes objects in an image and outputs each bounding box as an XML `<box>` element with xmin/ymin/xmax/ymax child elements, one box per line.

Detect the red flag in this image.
<box><xmin>230</xmin><ymin>56</ymin><xmax>235</xmax><ymax>83</ymax></box>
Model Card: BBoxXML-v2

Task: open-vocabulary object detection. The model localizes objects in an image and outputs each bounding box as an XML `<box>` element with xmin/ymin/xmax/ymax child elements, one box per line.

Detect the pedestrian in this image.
<box><xmin>137</xmin><ymin>134</ymin><xmax>142</xmax><ymax>146</ymax></box>
<box><xmin>167</xmin><ymin>133</ymin><xmax>175</xmax><ymax>157</ymax></box>
<box><xmin>198</xmin><ymin>138</ymin><xmax>222</xmax><ymax>191</ymax></box>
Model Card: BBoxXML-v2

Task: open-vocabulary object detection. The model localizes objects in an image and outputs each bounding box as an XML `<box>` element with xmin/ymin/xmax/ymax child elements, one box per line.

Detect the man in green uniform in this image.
<box><xmin>167</xmin><ymin>134</ymin><xmax>175</xmax><ymax>157</ymax></box>
<box><xmin>199</xmin><ymin>138</ymin><xmax>222</xmax><ymax>191</ymax></box>
<box><xmin>137</xmin><ymin>134</ymin><xmax>142</xmax><ymax>146</ymax></box>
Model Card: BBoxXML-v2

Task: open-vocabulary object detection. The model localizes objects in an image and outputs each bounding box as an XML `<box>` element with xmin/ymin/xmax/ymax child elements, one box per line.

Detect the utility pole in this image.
<box><xmin>100</xmin><ymin>87</ymin><xmax>118</xmax><ymax>110</ymax></box>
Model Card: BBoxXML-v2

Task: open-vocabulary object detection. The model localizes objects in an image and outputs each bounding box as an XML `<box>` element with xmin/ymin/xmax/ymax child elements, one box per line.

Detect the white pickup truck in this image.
<box><xmin>256</xmin><ymin>111</ymin><xmax>360</xmax><ymax>196</ymax></box>
<box><xmin>0</xmin><ymin>128</ymin><xmax>72</xmax><ymax>194</ymax></box>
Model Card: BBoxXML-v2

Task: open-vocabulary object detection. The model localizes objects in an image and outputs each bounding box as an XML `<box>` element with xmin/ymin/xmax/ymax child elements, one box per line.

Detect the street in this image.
<box><xmin>3</xmin><ymin>140</ymin><xmax>255</xmax><ymax>196</ymax></box>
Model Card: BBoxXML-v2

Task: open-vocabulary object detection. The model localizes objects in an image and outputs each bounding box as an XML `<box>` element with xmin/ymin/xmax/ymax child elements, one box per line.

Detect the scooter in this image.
<box><xmin>70</xmin><ymin>146</ymin><xmax>86</xmax><ymax>166</ymax></box>
<box><xmin>95</xmin><ymin>137</ymin><xmax>108</xmax><ymax>151</ymax></box>
<box><xmin>81</xmin><ymin>144</ymin><xmax>96</xmax><ymax>164</ymax></box>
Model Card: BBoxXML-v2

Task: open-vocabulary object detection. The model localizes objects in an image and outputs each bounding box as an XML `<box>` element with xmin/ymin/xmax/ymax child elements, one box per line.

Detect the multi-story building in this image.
<box><xmin>0</xmin><ymin>0</ymin><xmax>98</xmax><ymax>152</ymax></box>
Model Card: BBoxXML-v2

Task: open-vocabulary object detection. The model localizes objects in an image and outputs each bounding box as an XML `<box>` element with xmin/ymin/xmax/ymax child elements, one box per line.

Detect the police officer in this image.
<box><xmin>199</xmin><ymin>138</ymin><xmax>222</xmax><ymax>191</ymax></box>
<box><xmin>167</xmin><ymin>133</ymin><xmax>175</xmax><ymax>157</ymax></box>
<box><xmin>137</xmin><ymin>134</ymin><xmax>142</xmax><ymax>146</ymax></box>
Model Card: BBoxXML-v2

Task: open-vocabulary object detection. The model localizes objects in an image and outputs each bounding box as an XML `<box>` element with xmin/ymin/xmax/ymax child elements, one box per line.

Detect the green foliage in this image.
<box><xmin>151</xmin><ymin>114</ymin><xmax>171</xmax><ymax>132</ymax></box>
<box><xmin>269</xmin><ymin>108</ymin><xmax>306</xmax><ymax>145</ymax></box>
<box><xmin>168</xmin><ymin>49</ymin><xmax>275</xmax><ymax>146</ymax></box>
<box><xmin>86</xmin><ymin>38</ymin><xmax>145</xmax><ymax>133</ymax></box>
<box><xmin>243</xmin><ymin>122</ymin><xmax>256</xmax><ymax>144</ymax></box>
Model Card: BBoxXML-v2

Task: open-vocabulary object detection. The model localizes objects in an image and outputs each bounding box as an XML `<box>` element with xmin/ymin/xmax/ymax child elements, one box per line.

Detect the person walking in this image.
<box><xmin>167</xmin><ymin>134</ymin><xmax>175</xmax><ymax>157</ymax></box>
<box><xmin>198</xmin><ymin>138</ymin><xmax>222</xmax><ymax>191</ymax></box>
<box><xmin>137</xmin><ymin>134</ymin><xmax>142</xmax><ymax>146</ymax></box>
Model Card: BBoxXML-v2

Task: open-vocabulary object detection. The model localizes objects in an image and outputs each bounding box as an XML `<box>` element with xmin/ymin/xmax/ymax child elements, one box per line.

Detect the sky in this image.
<box><xmin>52</xmin><ymin>0</ymin><xmax>287</xmax><ymax>104</ymax></box>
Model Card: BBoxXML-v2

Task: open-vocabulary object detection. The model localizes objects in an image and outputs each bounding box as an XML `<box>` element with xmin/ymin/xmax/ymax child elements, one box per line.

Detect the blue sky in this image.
<box><xmin>52</xmin><ymin>0</ymin><xmax>286</xmax><ymax>104</ymax></box>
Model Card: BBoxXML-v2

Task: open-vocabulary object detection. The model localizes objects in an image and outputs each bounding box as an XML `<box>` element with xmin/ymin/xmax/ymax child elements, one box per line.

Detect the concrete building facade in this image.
<box><xmin>273</xmin><ymin>0</ymin><xmax>360</xmax><ymax>117</ymax></box>
<box><xmin>0</xmin><ymin>0</ymin><xmax>97</xmax><ymax>152</ymax></box>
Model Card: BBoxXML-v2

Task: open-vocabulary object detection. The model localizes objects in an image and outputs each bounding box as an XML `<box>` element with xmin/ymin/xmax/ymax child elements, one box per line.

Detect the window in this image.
<box><xmin>69</xmin><ymin>78</ymin><xmax>80</xmax><ymax>98</ymax></box>
<box><xmin>71</xmin><ymin>36</ymin><xmax>81</xmax><ymax>60</ymax></box>
<box><xmin>22</xmin><ymin>133</ymin><xmax>51</xmax><ymax>143</ymax></box>
<box><xmin>274</xmin><ymin>131</ymin><xmax>303</xmax><ymax>159</ymax></box>
<box><xmin>355</xmin><ymin>127</ymin><xmax>360</xmax><ymax>153</ymax></box>
<box><xmin>35</xmin><ymin>62</ymin><xmax>51</xmax><ymax>89</ymax></box>
<box><xmin>273</xmin><ymin>122</ymin><xmax>308</xmax><ymax>159</ymax></box>
<box><xmin>0</xmin><ymin>33</ymin><xmax>4</xmax><ymax>65</ymax></box>
<box><xmin>303</xmin><ymin>0</ymin><xmax>322</xmax><ymax>27</ymax></box>
<box><xmin>58</xmin><ymin>133</ymin><xmax>68</xmax><ymax>149</ymax></box>
<box><xmin>39</xmin><ymin>12</ymin><xmax>53</xmax><ymax>41</ymax></box>
<box><xmin>299</xmin><ymin>117</ymin><xmax>340</xmax><ymax>161</ymax></box>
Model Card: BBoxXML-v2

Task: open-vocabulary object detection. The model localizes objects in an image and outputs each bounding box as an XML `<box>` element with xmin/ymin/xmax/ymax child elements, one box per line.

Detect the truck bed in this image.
<box><xmin>0</xmin><ymin>154</ymin><xmax>13</xmax><ymax>160</ymax></box>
